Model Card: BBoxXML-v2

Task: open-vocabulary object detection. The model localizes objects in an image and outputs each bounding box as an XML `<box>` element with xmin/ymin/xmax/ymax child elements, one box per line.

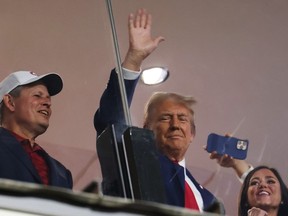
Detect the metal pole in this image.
<box><xmin>105</xmin><ymin>0</ymin><xmax>132</xmax><ymax>126</ymax></box>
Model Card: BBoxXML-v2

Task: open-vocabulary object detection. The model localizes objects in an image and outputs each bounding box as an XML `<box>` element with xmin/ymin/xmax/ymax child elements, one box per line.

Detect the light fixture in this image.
<box><xmin>140</xmin><ymin>67</ymin><xmax>169</xmax><ymax>85</ymax></box>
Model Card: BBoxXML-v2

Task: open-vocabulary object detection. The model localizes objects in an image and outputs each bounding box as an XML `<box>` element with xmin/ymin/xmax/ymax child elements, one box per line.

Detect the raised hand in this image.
<box><xmin>208</xmin><ymin>150</ymin><xmax>251</xmax><ymax>179</ymax></box>
<box><xmin>123</xmin><ymin>8</ymin><xmax>165</xmax><ymax>71</ymax></box>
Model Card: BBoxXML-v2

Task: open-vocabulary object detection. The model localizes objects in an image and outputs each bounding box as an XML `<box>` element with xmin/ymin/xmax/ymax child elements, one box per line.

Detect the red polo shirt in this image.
<box><xmin>11</xmin><ymin>131</ymin><xmax>49</xmax><ymax>185</ymax></box>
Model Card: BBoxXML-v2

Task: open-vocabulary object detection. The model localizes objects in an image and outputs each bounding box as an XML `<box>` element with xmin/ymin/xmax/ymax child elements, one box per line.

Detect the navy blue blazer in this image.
<box><xmin>0</xmin><ymin>127</ymin><xmax>73</xmax><ymax>189</ymax></box>
<box><xmin>94</xmin><ymin>69</ymin><xmax>218</xmax><ymax>211</ymax></box>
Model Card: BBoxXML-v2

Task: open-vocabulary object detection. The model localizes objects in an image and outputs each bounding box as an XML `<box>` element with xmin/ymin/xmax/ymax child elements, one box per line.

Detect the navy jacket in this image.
<box><xmin>94</xmin><ymin>69</ymin><xmax>218</xmax><ymax>211</ymax></box>
<box><xmin>0</xmin><ymin>127</ymin><xmax>73</xmax><ymax>189</ymax></box>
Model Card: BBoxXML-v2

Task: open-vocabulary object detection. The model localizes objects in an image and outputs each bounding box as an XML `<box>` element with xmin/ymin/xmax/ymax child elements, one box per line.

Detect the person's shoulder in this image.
<box><xmin>0</xmin><ymin>127</ymin><xmax>8</xmax><ymax>134</ymax></box>
<box><xmin>46</xmin><ymin>153</ymin><xmax>71</xmax><ymax>173</ymax></box>
<box><xmin>0</xmin><ymin>127</ymin><xmax>16</xmax><ymax>142</ymax></box>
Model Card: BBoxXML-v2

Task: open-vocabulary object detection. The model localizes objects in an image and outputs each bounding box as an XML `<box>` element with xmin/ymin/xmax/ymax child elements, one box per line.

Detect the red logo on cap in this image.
<box><xmin>30</xmin><ymin>71</ymin><xmax>38</xmax><ymax>76</ymax></box>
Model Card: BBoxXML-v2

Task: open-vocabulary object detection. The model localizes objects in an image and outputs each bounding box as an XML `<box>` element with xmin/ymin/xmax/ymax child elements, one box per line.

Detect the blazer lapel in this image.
<box><xmin>0</xmin><ymin>128</ymin><xmax>42</xmax><ymax>183</ymax></box>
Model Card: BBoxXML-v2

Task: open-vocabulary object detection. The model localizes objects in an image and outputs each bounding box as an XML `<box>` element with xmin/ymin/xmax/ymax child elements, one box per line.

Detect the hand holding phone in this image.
<box><xmin>206</xmin><ymin>133</ymin><xmax>249</xmax><ymax>160</ymax></box>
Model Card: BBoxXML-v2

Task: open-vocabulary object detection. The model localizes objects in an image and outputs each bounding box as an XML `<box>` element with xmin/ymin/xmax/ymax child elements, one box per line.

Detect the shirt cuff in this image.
<box><xmin>115</xmin><ymin>67</ymin><xmax>141</xmax><ymax>80</ymax></box>
<box><xmin>239</xmin><ymin>165</ymin><xmax>254</xmax><ymax>183</ymax></box>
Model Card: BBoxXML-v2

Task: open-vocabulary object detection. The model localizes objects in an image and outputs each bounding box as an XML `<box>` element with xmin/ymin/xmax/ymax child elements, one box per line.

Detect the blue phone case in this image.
<box><xmin>206</xmin><ymin>133</ymin><xmax>249</xmax><ymax>159</ymax></box>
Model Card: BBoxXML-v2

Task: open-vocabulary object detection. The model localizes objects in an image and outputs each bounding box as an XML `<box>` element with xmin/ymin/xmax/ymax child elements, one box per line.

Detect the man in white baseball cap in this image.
<box><xmin>0</xmin><ymin>71</ymin><xmax>72</xmax><ymax>189</ymax></box>
<box><xmin>0</xmin><ymin>71</ymin><xmax>63</xmax><ymax>103</ymax></box>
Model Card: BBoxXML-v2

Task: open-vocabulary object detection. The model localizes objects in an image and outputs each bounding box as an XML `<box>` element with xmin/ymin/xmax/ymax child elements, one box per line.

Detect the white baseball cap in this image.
<box><xmin>0</xmin><ymin>71</ymin><xmax>63</xmax><ymax>103</ymax></box>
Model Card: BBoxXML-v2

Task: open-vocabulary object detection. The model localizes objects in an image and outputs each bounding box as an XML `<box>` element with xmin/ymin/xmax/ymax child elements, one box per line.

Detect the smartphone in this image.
<box><xmin>206</xmin><ymin>133</ymin><xmax>249</xmax><ymax>159</ymax></box>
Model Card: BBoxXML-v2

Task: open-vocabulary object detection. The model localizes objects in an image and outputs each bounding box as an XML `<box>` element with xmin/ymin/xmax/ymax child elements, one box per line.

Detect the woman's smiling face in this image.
<box><xmin>248</xmin><ymin>168</ymin><xmax>281</xmax><ymax>211</ymax></box>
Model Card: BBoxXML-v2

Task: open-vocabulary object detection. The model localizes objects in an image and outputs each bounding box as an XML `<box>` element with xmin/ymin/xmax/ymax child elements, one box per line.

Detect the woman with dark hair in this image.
<box><xmin>239</xmin><ymin>166</ymin><xmax>288</xmax><ymax>216</ymax></box>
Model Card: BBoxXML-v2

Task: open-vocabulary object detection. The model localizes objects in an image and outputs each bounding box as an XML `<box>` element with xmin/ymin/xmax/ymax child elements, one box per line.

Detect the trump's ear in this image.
<box><xmin>190</xmin><ymin>133</ymin><xmax>195</xmax><ymax>143</ymax></box>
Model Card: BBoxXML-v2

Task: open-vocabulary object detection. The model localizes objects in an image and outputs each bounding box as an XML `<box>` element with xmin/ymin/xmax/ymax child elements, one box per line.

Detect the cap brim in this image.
<box><xmin>22</xmin><ymin>73</ymin><xmax>63</xmax><ymax>96</ymax></box>
<box><xmin>40</xmin><ymin>73</ymin><xmax>63</xmax><ymax>96</ymax></box>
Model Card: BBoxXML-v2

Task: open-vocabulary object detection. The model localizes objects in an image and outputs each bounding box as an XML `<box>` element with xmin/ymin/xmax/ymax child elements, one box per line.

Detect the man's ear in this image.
<box><xmin>2</xmin><ymin>94</ymin><xmax>16</xmax><ymax>111</ymax></box>
<box><xmin>190</xmin><ymin>132</ymin><xmax>195</xmax><ymax>143</ymax></box>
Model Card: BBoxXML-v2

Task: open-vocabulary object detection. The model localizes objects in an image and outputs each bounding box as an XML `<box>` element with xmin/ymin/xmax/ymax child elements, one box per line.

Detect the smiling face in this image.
<box><xmin>247</xmin><ymin>168</ymin><xmax>282</xmax><ymax>212</ymax></box>
<box><xmin>9</xmin><ymin>82</ymin><xmax>52</xmax><ymax>138</ymax></box>
<box><xmin>147</xmin><ymin>99</ymin><xmax>194</xmax><ymax>161</ymax></box>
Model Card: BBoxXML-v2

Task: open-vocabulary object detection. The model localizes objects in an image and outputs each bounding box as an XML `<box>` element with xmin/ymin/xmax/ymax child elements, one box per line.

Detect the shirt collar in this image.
<box><xmin>178</xmin><ymin>158</ymin><xmax>186</xmax><ymax>168</ymax></box>
<box><xmin>9</xmin><ymin>130</ymin><xmax>27</xmax><ymax>142</ymax></box>
<box><xmin>8</xmin><ymin>130</ymin><xmax>43</xmax><ymax>151</ymax></box>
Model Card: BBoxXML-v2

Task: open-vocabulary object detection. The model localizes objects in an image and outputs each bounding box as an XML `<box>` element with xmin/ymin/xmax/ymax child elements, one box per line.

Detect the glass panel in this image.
<box><xmin>1</xmin><ymin>1</ymin><xmax>287</xmax><ymax>216</ymax></box>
